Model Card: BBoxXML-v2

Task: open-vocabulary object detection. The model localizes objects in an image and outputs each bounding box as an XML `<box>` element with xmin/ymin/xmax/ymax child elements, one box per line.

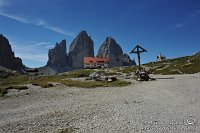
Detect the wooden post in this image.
<box><xmin>138</xmin><ymin>52</ymin><xmax>141</xmax><ymax>70</ymax></box>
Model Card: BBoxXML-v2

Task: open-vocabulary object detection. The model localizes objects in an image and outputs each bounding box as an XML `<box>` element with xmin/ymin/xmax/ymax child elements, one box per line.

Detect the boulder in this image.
<box><xmin>87</xmin><ymin>71</ymin><xmax>116</xmax><ymax>82</ymax></box>
<box><xmin>68</xmin><ymin>31</ymin><xmax>94</xmax><ymax>68</ymax></box>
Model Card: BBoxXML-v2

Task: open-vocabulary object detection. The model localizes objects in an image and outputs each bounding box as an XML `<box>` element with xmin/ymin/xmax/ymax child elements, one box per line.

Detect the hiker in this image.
<box><xmin>135</xmin><ymin>68</ymin><xmax>151</xmax><ymax>81</ymax></box>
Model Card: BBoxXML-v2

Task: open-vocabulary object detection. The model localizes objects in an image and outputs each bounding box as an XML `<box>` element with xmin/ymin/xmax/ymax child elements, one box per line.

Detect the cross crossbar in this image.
<box><xmin>130</xmin><ymin>45</ymin><xmax>147</xmax><ymax>54</ymax></box>
<box><xmin>130</xmin><ymin>44</ymin><xmax>147</xmax><ymax>70</ymax></box>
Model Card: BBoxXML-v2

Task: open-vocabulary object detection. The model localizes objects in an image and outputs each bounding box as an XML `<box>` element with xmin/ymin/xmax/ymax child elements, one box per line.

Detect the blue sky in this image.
<box><xmin>0</xmin><ymin>0</ymin><xmax>200</xmax><ymax>68</ymax></box>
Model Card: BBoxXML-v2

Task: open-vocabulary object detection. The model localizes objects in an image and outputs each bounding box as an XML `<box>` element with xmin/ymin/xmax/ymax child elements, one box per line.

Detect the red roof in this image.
<box><xmin>84</xmin><ymin>57</ymin><xmax>109</xmax><ymax>64</ymax></box>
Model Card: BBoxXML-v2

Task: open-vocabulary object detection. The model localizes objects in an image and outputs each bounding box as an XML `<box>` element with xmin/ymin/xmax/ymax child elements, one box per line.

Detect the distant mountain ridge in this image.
<box><xmin>0</xmin><ymin>31</ymin><xmax>135</xmax><ymax>75</ymax></box>
<box><xmin>44</xmin><ymin>31</ymin><xmax>135</xmax><ymax>74</ymax></box>
<box><xmin>1</xmin><ymin>33</ymin><xmax>199</xmax><ymax>76</ymax></box>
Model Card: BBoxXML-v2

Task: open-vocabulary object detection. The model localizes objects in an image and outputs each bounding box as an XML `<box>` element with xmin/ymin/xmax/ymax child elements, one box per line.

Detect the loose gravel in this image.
<box><xmin>0</xmin><ymin>74</ymin><xmax>200</xmax><ymax>133</ymax></box>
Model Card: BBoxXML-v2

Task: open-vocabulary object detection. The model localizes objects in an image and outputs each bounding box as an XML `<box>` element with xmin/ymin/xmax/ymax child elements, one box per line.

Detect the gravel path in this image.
<box><xmin>0</xmin><ymin>74</ymin><xmax>200</xmax><ymax>133</ymax></box>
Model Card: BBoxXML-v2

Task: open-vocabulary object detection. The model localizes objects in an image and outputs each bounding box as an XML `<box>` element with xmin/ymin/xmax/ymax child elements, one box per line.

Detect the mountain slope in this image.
<box><xmin>144</xmin><ymin>52</ymin><xmax>200</xmax><ymax>75</ymax></box>
<box><xmin>0</xmin><ymin>66</ymin><xmax>18</xmax><ymax>81</ymax></box>
<box><xmin>0</xmin><ymin>34</ymin><xmax>25</xmax><ymax>73</ymax></box>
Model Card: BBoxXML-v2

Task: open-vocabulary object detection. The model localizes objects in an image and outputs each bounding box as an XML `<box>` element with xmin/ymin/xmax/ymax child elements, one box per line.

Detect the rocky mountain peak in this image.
<box><xmin>105</xmin><ymin>36</ymin><xmax>117</xmax><ymax>44</ymax></box>
<box><xmin>56</xmin><ymin>40</ymin><xmax>66</xmax><ymax>48</ymax></box>
<box><xmin>0</xmin><ymin>34</ymin><xmax>12</xmax><ymax>52</ymax></box>
<box><xmin>68</xmin><ymin>31</ymin><xmax>94</xmax><ymax>68</ymax></box>
<box><xmin>0</xmin><ymin>34</ymin><xmax>4</xmax><ymax>37</ymax></box>
<box><xmin>47</xmin><ymin>39</ymin><xmax>67</xmax><ymax>67</ymax></box>
<box><xmin>0</xmin><ymin>34</ymin><xmax>25</xmax><ymax>73</ymax></box>
<box><xmin>97</xmin><ymin>37</ymin><xmax>123</xmax><ymax>58</ymax></box>
<box><xmin>78</xmin><ymin>30</ymin><xmax>88</xmax><ymax>36</ymax></box>
<box><xmin>97</xmin><ymin>36</ymin><xmax>135</xmax><ymax>67</ymax></box>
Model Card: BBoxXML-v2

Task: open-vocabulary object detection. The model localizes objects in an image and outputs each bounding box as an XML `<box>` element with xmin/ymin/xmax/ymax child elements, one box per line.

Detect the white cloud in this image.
<box><xmin>44</xmin><ymin>45</ymin><xmax>54</xmax><ymax>49</ymax></box>
<box><xmin>0</xmin><ymin>0</ymin><xmax>9</xmax><ymax>7</ymax></box>
<box><xmin>189</xmin><ymin>10</ymin><xmax>200</xmax><ymax>18</ymax></box>
<box><xmin>0</xmin><ymin>12</ymin><xmax>30</xmax><ymax>23</ymax></box>
<box><xmin>45</xmin><ymin>25</ymin><xmax>74</xmax><ymax>37</ymax></box>
<box><xmin>0</xmin><ymin>12</ymin><xmax>74</xmax><ymax>37</ymax></box>
<box><xmin>36</xmin><ymin>19</ymin><xmax>75</xmax><ymax>37</ymax></box>
<box><xmin>15</xmin><ymin>53</ymin><xmax>48</xmax><ymax>62</ymax></box>
<box><xmin>174</xmin><ymin>22</ymin><xmax>189</xmax><ymax>28</ymax></box>
<box><xmin>35</xmin><ymin>41</ymin><xmax>54</xmax><ymax>49</ymax></box>
<box><xmin>0</xmin><ymin>1</ymin><xmax>72</xmax><ymax>66</ymax></box>
<box><xmin>172</xmin><ymin>10</ymin><xmax>200</xmax><ymax>29</ymax></box>
<box><xmin>35</xmin><ymin>41</ymin><xmax>51</xmax><ymax>46</ymax></box>
<box><xmin>0</xmin><ymin>0</ymin><xmax>11</xmax><ymax>11</ymax></box>
<box><xmin>12</xmin><ymin>42</ymin><xmax>51</xmax><ymax>62</ymax></box>
<box><xmin>36</xmin><ymin>19</ymin><xmax>47</xmax><ymax>26</ymax></box>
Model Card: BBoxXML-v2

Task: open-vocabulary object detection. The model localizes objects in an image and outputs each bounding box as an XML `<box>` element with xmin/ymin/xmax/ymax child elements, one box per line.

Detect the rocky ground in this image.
<box><xmin>0</xmin><ymin>66</ymin><xmax>17</xmax><ymax>82</ymax></box>
<box><xmin>0</xmin><ymin>74</ymin><xmax>200</xmax><ymax>133</ymax></box>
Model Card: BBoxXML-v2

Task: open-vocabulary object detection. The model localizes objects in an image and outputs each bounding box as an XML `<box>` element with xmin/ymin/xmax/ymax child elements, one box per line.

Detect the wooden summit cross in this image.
<box><xmin>130</xmin><ymin>45</ymin><xmax>147</xmax><ymax>70</ymax></box>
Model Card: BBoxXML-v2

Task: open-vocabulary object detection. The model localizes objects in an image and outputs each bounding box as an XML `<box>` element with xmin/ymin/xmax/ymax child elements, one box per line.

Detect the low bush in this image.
<box><xmin>61</xmin><ymin>69</ymin><xmax>95</xmax><ymax>78</ymax></box>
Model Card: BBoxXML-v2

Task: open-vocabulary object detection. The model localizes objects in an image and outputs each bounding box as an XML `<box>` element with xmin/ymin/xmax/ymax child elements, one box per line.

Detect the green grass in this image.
<box><xmin>144</xmin><ymin>52</ymin><xmax>200</xmax><ymax>75</ymax></box>
<box><xmin>61</xmin><ymin>69</ymin><xmax>119</xmax><ymax>77</ymax></box>
<box><xmin>96</xmin><ymin>70</ymin><xmax>118</xmax><ymax>76</ymax></box>
<box><xmin>61</xmin><ymin>79</ymin><xmax>131</xmax><ymax>88</ymax></box>
<box><xmin>59</xmin><ymin>128</ymin><xmax>78</xmax><ymax>133</ymax></box>
<box><xmin>60</xmin><ymin>69</ymin><xmax>96</xmax><ymax>78</ymax></box>
<box><xmin>0</xmin><ymin>66</ymin><xmax>19</xmax><ymax>80</ymax></box>
<box><xmin>110</xmin><ymin>67</ymin><xmax>121</xmax><ymax>72</ymax></box>
<box><xmin>0</xmin><ymin>70</ymin><xmax>131</xmax><ymax>96</ymax></box>
<box><xmin>104</xmin><ymin>72</ymin><xmax>118</xmax><ymax>76</ymax></box>
<box><xmin>0</xmin><ymin>75</ymin><xmax>29</xmax><ymax>86</ymax></box>
<box><xmin>121</xmin><ymin>66</ymin><xmax>138</xmax><ymax>74</ymax></box>
<box><xmin>109</xmin><ymin>66</ymin><xmax>139</xmax><ymax>74</ymax></box>
<box><xmin>152</xmin><ymin>68</ymin><xmax>181</xmax><ymax>75</ymax></box>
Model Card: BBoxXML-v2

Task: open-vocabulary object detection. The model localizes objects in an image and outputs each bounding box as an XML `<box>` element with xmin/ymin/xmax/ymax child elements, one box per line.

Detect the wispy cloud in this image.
<box><xmin>173</xmin><ymin>9</ymin><xmax>200</xmax><ymax>29</ymax></box>
<box><xmin>189</xmin><ymin>10</ymin><xmax>200</xmax><ymax>18</ymax></box>
<box><xmin>0</xmin><ymin>12</ymin><xmax>30</xmax><ymax>23</ymax></box>
<box><xmin>36</xmin><ymin>19</ymin><xmax>75</xmax><ymax>37</ymax></box>
<box><xmin>45</xmin><ymin>26</ymin><xmax>74</xmax><ymax>37</ymax></box>
<box><xmin>35</xmin><ymin>41</ymin><xmax>54</xmax><ymax>49</ymax></box>
<box><xmin>36</xmin><ymin>19</ymin><xmax>46</xmax><ymax>26</ymax></box>
<box><xmin>15</xmin><ymin>53</ymin><xmax>48</xmax><ymax>62</ymax></box>
<box><xmin>35</xmin><ymin>41</ymin><xmax>51</xmax><ymax>46</ymax></box>
<box><xmin>12</xmin><ymin>42</ymin><xmax>51</xmax><ymax>62</ymax></box>
<box><xmin>0</xmin><ymin>0</ymin><xmax>11</xmax><ymax>11</ymax></box>
<box><xmin>174</xmin><ymin>21</ymin><xmax>189</xmax><ymax>28</ymax></box>
<box><xmin>0</xmin><ymin>0</ymin><xmax>9</xmax><ymax>7</ymax></box>
<box><xmin>0</xmin><ymin>12</ymin><xmax>74</xmax><ymax>37</ymax></box>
